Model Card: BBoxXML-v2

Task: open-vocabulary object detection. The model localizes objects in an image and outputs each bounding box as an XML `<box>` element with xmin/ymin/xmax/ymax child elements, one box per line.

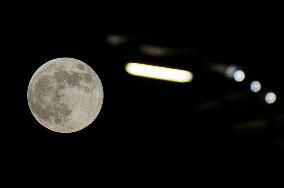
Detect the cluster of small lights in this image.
<box><xmin>225</xmin><ymin>65</ymin><xmax>277</xmax><ymax>105</ymax></box>
<box><xmin>125</xmin><ymin>61</ymin><xmax>278</xmax><ymax>105</ymax></box>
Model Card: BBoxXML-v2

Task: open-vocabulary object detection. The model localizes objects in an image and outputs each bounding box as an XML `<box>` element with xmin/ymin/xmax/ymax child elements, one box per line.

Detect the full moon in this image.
<box><xmin>27</xmin><ymin>57</ymin><xmax>104</xmax><ymax>133</ymax></box>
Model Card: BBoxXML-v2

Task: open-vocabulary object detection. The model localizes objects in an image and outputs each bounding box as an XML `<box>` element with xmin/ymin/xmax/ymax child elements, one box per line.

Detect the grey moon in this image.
<box><xmin>27</xmin><ymin>57</ymin><xmax>104</xmax><ymax>133</ymax></box>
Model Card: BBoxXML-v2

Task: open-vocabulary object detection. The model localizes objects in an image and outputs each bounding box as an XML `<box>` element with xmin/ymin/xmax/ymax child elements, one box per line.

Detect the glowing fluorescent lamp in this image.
<box><xmin>125</xmin><ymin>62</ymin><xmax>193</xmax><ymax>83</ymax></box>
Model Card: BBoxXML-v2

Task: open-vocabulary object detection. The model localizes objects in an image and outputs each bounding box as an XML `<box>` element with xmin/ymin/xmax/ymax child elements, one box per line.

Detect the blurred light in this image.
<box><xmin>225</xmin><ymin>65</ymin><xmax>237</xmax><ymax>78</ymax></box>
<box><xmin>105</xmin><ymin>34</ymin><xmax>129</xmax><ymax>46</ymax></box>
<box><xmin>265</xmin><ymin>92</ymin><xmax>277</xmax><ymax>104</ymax></box>
<box><xmin>139</xmin><ymin>45</ymin><xmax>192</xmax><ymax>57</ymax></box>
<box><xmin>233</xmin><ymin>70</ymin><xmax>245</xmax><ymax>82</ymax></box>
<box><xmin>250</xmin><ymin>81</ymin><xmax>261</xmax><ymax>92</ymax></box>
<box><xmin>125</xmin><ymin>62</ymin><xmax>193</xmax><ymax>83</ymax></box>
<box><xmin>139</xmin><ymin>45</ymin><xmax>168</xmax><ymax>57</ymax></box>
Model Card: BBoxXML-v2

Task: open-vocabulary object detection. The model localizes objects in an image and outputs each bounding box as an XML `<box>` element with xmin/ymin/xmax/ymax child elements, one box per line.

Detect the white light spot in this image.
<box><xmin>265</xmin><ymin>92</ymin><xmax>277</xmax><ymax>104</ymax></box>
<box><xmin>125</xmin><ymin>62</ymin><xmax>193</xmax><ymax>83</ymax></box>
<box><xmin>250</xmin><ymin>81</ymin><xmax>261</xmax><ymax>92</ymax></box>
<box><xmin>233</xmin><ymin>70</ymin><xmax>245</xmax><ymax>82</ymax></box>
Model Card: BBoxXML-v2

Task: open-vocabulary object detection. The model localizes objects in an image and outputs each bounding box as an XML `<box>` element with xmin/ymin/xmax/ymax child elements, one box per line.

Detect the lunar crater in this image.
<box><xmin>77</xmin><ymin>64</ymin><xmax>85</xmax><ymax>70</ymax></box>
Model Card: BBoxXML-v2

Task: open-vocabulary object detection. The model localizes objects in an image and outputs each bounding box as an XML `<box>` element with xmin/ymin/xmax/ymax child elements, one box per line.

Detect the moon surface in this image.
<box><xmin>27</xmin><ymin>57</ymin><xmax>104</xmax><ymax>133</ymax></box>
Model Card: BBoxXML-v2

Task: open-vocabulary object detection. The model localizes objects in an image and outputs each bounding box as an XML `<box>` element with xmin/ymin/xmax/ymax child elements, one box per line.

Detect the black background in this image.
<box><xmin>1</xmin><ymin>3</ymin><xmax>284</xmax><ymax>180</ymax></box>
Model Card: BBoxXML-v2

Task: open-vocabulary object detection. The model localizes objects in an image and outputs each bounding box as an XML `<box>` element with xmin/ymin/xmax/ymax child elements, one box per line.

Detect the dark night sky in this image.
<box><xmin>1</xmin><ymin>4</ymin><xmax>284</xmax><ymax>179</ymax></box>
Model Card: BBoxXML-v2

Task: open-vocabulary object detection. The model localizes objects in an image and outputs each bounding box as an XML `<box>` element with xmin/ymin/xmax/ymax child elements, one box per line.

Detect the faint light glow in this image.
<box><xmin>139</xmin><ymin>45</ymin><xmax>191</xmax><ymax>57</ymax></box>
<box><xmin>265</xmin><ymin>92</ymin><xmax>277</xmax><ymax>104</ymax></box>
<box><xmin>139</xmin><ymin>45</ymin><xmax>168</xmax><ymax>57</ymax></box>
<box><xmin>250</xmin><ymin>81</ymin><xmax>261</xmax><ymax>92</ymax></box>
<box><xmin>225</xmin><ymin>65</ymin><xmax>237</xmax><ymax>78</ymax></box>
<box><xmin>105</xmin><ymin>34</ymin><xmax>128</xmax><ymax>46</ymax></box>
<box><xmin>233</xmin><ymin>70</ymin><xmax>245</xmax><ymax>82</ymax></box>
<box><xmin>225</xmin><ymin>65</ymin><xmax>246</xmax><ymax>82</ymax></box>
<box><xmin>125</xmin><ymin>62</ymin><xmax>193</xmax><ymax>83</ymax></box>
